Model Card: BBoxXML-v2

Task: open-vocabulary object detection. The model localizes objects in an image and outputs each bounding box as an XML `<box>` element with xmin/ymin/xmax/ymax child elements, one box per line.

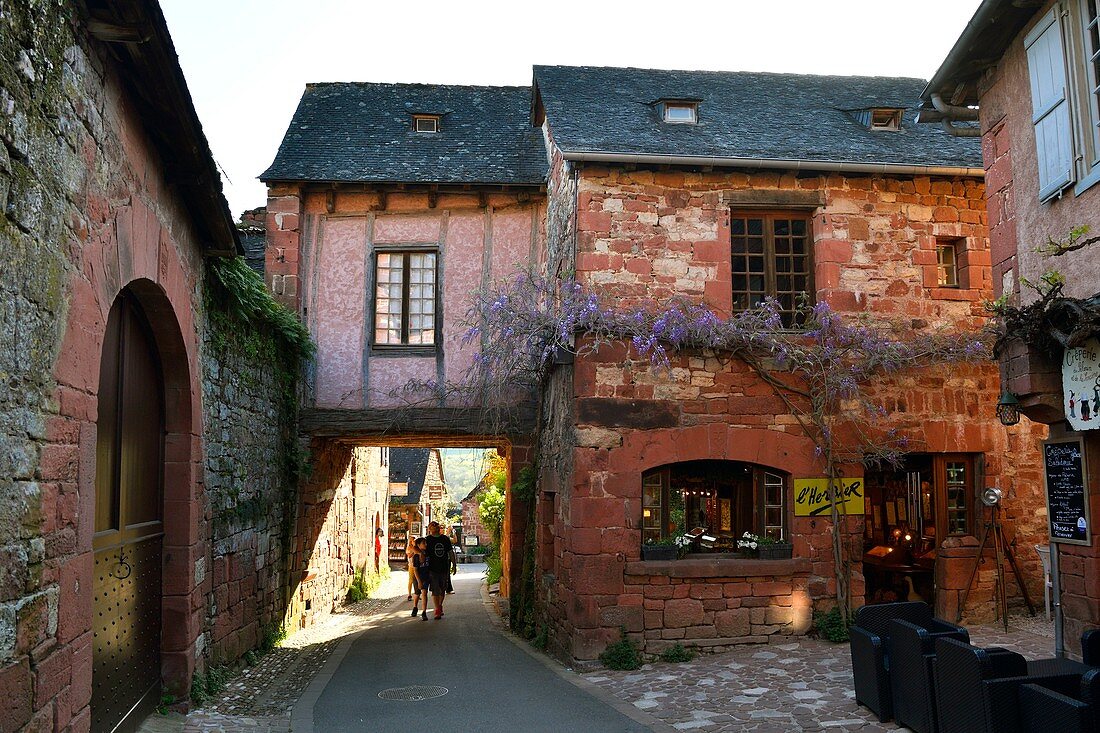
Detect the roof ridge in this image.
<box><xmin>303</xmin><ymin>81</ymin><xmax>531</xmax><ymax>91</ymax></box>
<box><xmin>532</xmin><ymin>64</ymin><xmax>928</xmax><ymax>84</ymax></box>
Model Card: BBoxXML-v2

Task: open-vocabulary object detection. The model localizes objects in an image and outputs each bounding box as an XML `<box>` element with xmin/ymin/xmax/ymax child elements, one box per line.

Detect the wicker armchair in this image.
<box><xmin>934</xmin><ymin>636</ymin><xmax>1084</xmax><ymax>733</ymax></box>
<box><xmin>1083</xmin><ymin>629</ymin><xmax>1100</xmax><ymax>667</ymax></box>
<box><xmin>888</xmin><ymin>618</ymin><xmax>969</xmax><ymax>733</ymax></box>
<box><xmin>1018</xmin><ymin>669</ymin><xmax>1100</xmax><ymax>733</ymax></box>
<box><xmin>849</xmin><ymin>601</ymin><xmax>938</xmax><ymax>722</ymax></box>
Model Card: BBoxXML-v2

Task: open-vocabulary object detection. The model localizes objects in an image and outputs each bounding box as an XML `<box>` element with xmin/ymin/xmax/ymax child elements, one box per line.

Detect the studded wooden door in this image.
<box><xmin>92</xmin><ymin>293</ymin><xmax>165</xmax><ymax>733</ymax></box>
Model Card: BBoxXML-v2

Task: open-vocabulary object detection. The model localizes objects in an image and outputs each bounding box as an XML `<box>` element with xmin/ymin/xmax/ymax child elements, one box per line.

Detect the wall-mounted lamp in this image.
<box><xmin>996</xmin><ymin>389</ymin><xmax>1021</xmax><ymax>426</ymax></box>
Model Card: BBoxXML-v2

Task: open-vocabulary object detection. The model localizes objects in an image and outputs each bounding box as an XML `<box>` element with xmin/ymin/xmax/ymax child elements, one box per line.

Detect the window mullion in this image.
<box><xmin>401</xmin><ymin>256</ymin><xmax>411</xmax><ymax>344</ymax></box>
<box><xmin>765</xmin><ymin>216</ymin><xmax>778</xmax><ymax>301</ymax></box>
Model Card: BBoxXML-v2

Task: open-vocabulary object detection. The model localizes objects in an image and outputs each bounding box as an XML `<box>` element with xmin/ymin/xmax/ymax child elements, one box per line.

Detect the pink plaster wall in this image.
<box><xmin>301</xmin><ymin>194</ymin><xmax>544</xmax><ymax>410</ymax></box>
<box><xmin>443</xmin><ymin>212</ymin><xmax>485</xmax><ymax>384</ymax></box>
<box><xmin>314</xmin><ymin>218</ymin><xmax>366</xmax><ymax>407</ymax></box>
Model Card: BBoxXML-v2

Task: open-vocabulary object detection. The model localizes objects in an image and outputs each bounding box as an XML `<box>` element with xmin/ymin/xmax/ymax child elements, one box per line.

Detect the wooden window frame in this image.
<box><xmin>371</xmin><ymin>247</ymin><xmax>439</xmax><ymax>353</ymax></box>
<box><xmin>412</xmin><ymin>115</ymin><xmax>440</xmax><ymax>133</ymax></box>
<box><xmin>663</xmin><ymin>102</ymin><xmax>698</xmax><ymax>124</ymax></box>
<box><xmin>729</xmin><ymin>209</ymin><xmax>815</xmax><ymax>327</ymax></box>
<box><xmin>641</xmin><ymin>464</ymin><xmax>788</xmax><ymax>548</ymax></box>
<box><xmin>933</xmin><ymin>454</ymin><xmax>974</xmax><ymax>541</ymax></box>
<box><xmin>869</xmin><ymin>108</ymin><xmax>902</xmax><ymax>131</ymax></box>
<box><xmin>936</xmin><ymin>241</ymin><xmax>959</xmax><ymax>288</ymax></box>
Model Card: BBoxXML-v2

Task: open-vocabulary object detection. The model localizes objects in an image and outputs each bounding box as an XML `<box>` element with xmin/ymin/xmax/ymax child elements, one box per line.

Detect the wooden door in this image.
<box><xmin>92</xmin><ymin>293</ymin><xmax>165</xmax><ymax>733</ymax></box>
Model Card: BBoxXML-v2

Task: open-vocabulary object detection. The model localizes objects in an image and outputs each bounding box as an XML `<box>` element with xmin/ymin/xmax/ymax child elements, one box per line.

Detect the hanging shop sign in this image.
<box><xmin>794</xmin><ymin>477</ymin><xmax>865</xmax><ymax>516</ymax></box>
<box><xmin>1063</xmin><ymin>337</ymin><xmax>1100</xmax><ymax>431</ymax></box>
<box><xmin>1043</xmin><ymin>437</ymin><xmax>1091</xmax><ymax>545</ymax></box>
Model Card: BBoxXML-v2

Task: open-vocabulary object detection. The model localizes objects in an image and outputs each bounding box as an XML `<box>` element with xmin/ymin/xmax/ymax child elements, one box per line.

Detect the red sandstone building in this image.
<box><xmin>921</xmin><ymin>0</ymin><xmax>1100</xmax><ymax>658</ymax></box>
<box><xmin>265</xmin><ymin>66</ymin><xmax>1051</xmax><ymax>660</ymax></box>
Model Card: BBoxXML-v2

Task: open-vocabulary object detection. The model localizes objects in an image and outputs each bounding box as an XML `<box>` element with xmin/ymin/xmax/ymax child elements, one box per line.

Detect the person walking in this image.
<box><xmin>405</xmin><ymin>539</ymin><xmax>416</xmax><ymax>601</ymax></box>
<box><xmin>424</xmin><ymin>521</ymin><xmax>457</xmax><ymax>619</ymax></box>
<box><xmin>410</xmin><ymin>538</ymin><xmax>429</xmax><ymax>620</ymax></box>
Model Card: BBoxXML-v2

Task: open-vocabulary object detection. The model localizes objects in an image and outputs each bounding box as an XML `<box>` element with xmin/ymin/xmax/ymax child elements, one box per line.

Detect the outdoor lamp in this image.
<box><xmin>996</xmin><ymin>389</ymin><xmax>1021</xmax><ymax>426</ymax></box>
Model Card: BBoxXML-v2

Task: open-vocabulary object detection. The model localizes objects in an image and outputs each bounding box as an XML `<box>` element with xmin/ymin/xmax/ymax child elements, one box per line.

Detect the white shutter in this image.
<box><xmin>1025</xmin><ymin>7</ymin><xmax>1075</xmax><ymax>200</ymax></box>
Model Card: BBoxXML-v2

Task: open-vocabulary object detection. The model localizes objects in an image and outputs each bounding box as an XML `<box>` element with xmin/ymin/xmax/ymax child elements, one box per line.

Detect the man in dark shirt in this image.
<box><xmin>424</xmin><ymin>521</ymin><xmax>457</xmax><ymax>619</ymax></box>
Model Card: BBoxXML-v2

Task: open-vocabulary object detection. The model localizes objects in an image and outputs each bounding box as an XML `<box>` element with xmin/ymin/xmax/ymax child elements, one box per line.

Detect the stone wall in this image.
<box><xmin>539</xmin><ymin>160</ymin><xmax>1050</xmax><ymax>659</ymax></box>
<box><xmin>286</xmin><ymin>441</ymin><xmax>389</xmax><ymax>631</ymax></box>
<box><xmin>201</xmin><ymin>284</ymin><xmax>298</xmax><ymax>665</ymax></box>
<box><xmin>0</xmin><ymin>3</ymin><xmax>218</xmax><ymax>729</ymax></box>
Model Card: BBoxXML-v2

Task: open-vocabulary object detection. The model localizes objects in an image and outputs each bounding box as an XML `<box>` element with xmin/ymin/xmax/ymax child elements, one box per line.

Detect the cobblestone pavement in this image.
<box><xmin>138</xmin><ymin>570</ymin><xmax>411</xmax><ymax>733</ymax></box>
<box><xmin>582</xmin><ymin>613</ymin><xmax>1058</xmax><ymax>733</ymax></box>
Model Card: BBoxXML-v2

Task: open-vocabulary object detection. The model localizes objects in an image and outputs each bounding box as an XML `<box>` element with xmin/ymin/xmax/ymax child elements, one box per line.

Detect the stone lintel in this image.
<box><xmin>575</xmin><ymin>398</ymin><xmax>679</xmax><ymax>429</ymax></box>
<box><xmin>625</xmin><ymin>557</ymin><xmax>813</xmax><ymax>578</ymax></box>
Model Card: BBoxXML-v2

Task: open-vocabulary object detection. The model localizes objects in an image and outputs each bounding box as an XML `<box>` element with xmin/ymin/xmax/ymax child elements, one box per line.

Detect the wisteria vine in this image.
<box><xmin>406</xmin><ymin>270</ymin><xmax>989</xmax><ymax>618</ymax></box>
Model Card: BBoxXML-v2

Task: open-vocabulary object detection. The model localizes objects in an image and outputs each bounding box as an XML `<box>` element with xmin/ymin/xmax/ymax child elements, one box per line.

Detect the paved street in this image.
<box><xmin>305</xmin><ymin>564</ymin><xmax>651</xmax><ymax>732</ymax></box>
<box><xmin>143</xmin><ymin>567</ymin><xmax>1059</xmax><ymax>733</ymax></box>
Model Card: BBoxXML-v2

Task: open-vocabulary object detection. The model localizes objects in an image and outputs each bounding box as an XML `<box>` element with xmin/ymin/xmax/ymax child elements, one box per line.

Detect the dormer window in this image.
<box><xmin>662</xmin><ymin>101</ymin><xmax>697</xmax><ymax>124</ymax></box>
<box><xmin>413</xmin><ymin>115</ymin><xmax>440</xmax><ymax>133</ymax></box>
<box><xmin>869</xmin><ymin>108</ymin><xmax>903</xmax><ymax>131</ymax></box>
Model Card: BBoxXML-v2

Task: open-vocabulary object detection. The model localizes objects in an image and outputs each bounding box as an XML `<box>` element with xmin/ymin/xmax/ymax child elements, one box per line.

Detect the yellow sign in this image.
<box><xmin>793</xmin><ymin>478</ymin><xmax>865</xmax><ymax>516</ymax></box>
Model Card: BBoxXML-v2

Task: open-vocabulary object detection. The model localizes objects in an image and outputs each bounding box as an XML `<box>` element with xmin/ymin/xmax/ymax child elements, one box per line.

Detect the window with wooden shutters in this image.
<box><xmin>1026</xmin><ymin>7</ymin><xmax>1075</xmax><ymax>200</ymax></box>
<box><xmin>730</xmin><ymin>211</ymin><xmax>813</xmax><ymax>327</ymax></box>
<box><xmin>1081</xmin><ymin>0</ymin><xmax>1100</xmax><ymax>172</ymax></box>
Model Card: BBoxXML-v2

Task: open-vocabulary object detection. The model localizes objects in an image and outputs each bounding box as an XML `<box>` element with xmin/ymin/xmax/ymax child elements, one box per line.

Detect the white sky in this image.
<box><xmin>160</xmin><ymin>0</ymin><xmax>982</xmax><ymax>218</ymax></box>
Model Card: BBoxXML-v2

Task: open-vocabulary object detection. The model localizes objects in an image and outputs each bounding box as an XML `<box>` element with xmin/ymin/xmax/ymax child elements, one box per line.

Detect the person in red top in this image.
<box><xmin>374</xmin><ymin>527</ymin><xmax>383</xmax><ymax>574</ymax></box>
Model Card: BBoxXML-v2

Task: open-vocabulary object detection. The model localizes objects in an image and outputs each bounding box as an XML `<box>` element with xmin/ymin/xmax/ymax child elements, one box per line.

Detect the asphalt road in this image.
<box><xmin>310</xmin><ymin>564</ymin><xmax>652</xmax><ymax>732</ymax></box>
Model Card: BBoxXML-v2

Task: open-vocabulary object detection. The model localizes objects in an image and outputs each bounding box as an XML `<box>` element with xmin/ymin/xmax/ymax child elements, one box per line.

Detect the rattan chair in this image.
<box><xmin>849</xmin><ymin>601</ymin><xmax>938</xmax><ymax>722</ymax></box>
<box><xmin>888</xmin><ymin>618</ymin><xmax>969</xmax><ymax>733</ymax></box>
<box><xmin>1018</xmin><ymin>669</ymin><xmax>1100</xmax><ymax>733</ymax></box>
<box><xmin>1083</xmin><ymin>629</ymin><xmax>1100</xmax><ymax>667</ymax></box>
<box><xmin>933</xmin><ymin>636</ymin><xmax>1084</xmax><ymax>733</ymax></box>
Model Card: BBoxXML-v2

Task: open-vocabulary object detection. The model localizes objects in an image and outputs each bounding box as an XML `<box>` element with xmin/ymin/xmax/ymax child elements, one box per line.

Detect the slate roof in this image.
<box><xmin>389</xmin><ymin>448</ymin><xmax>430</xmax><ymax>505</ymax></box>
<box><xmin>533</xmin><ymin>65</ymin><xmax>983</xmax><ymax>170</ymax></box>
<box><xmin>261</xmin><ymin>83</ymin><xmax>547</xmax><ymax>185</ymax></box>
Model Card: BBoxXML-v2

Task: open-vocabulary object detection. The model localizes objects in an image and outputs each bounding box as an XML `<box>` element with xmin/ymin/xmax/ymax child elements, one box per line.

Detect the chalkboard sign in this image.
<box><xmin>1043</xmin><ymin>438</ymin><xmax>1091</xmax><ymax>545</ymax></box>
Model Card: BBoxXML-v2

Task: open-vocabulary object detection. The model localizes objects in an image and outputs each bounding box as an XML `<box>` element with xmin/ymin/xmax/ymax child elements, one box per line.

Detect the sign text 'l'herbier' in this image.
<box><xmin>1063</xmin><ymin>337</ymin><xmax>1100</xmax><ymax>432</ymax></box>
<box><xmin>793</xmin><ymin>477</ymin><xmax>865</xmax><ymax>516</ymax></box>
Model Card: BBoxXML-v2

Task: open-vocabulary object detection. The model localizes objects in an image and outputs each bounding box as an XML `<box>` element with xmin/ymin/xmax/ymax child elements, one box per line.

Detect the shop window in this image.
<box><xmin>863</xmin><ymin>454</ymin><xmax>977</xmax><ymax>604</ymax></box>
<box><xmin>641</xmin><ymin>460</ymin><xmax>788</xmax><ymax>553</ymax></box>
<box><xmin>730</xmin><ymin>211</ymin><xmax>814</xmax><ymax>327</ymax></box>
<box><xmin>373</xmin><ymin>249</ymin><xmax>437</xmax><ymax>347</ymax></box>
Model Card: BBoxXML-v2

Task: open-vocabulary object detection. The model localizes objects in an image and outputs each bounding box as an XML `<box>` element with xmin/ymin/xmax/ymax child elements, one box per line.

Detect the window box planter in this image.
<box><xmin>642</xmin><ymin>545</ymin><xmax>678</xmax><ymax>561</ymax></box>
<box><xmin>757</xmin><ymin>542</ymin><xmax>794</xmax><ymax>560</ymax></box>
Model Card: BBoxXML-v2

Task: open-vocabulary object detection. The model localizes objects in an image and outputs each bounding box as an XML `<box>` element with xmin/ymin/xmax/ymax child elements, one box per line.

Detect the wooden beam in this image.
<box><xmin>88</xmin><ymin>19</ymin><xmax>149</xmax><ymax>43</ymax></box>
<box><xmin>300</xmin><ymin>406</ymin><xmax>537</xmax><ymax>439</ymax></box>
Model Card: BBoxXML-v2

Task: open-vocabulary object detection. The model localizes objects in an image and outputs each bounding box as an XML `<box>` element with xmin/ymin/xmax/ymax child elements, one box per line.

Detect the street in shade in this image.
<box><xmin>308</xmin><ymin>564</ymin><xmax>651</xmax><ymax>732</ymax></box>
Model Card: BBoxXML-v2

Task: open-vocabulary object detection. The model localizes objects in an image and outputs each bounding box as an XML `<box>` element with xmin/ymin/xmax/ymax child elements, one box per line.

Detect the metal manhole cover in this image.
<box><xmin>377</xmin><ymin>685</ymin><xmax>449</xmax><ymax>701</ymax></box>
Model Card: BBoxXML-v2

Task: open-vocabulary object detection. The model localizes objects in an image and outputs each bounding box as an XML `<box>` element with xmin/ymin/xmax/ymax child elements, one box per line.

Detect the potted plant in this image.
<box><xmin>737</xmin><ymin>532</ymin><xmax>793</xmax><ymax>560</ymax></box>
<box><xmin>642</xmin><ymin>536</ymin><xmax>679</xmax><ymax>561</ymax></box>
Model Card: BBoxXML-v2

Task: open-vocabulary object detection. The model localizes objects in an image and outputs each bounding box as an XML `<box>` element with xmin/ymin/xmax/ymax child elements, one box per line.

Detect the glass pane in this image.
<box><xmin>792</xmin><ymin>219</ymin><xmax>806</xmax><ymax>236</ymax></box>
<box><xmin>774</xmin><ymin>219</ymin><xmax>790</xmax><ymax>236</ymax></box>
<box><xmin>748</xmin><ymin>218</ymin><xmax>764</xmax><ymax>236</ymax></box>
<box><xmin>731</xmin><ymin>218</ymin><xmax>745</xmax><ymax>236</ymax></box>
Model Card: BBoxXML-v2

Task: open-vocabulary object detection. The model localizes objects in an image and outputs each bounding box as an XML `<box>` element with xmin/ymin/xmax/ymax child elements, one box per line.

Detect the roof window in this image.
<box><xmin>869</xmin><ymin>108</ymin><xmax>903</xmax><ymax>131</ymax></box>
<box><xmin>662</xmin><ymin>101</ymin><xmax>698</xmax><ymax>124</ymax></box>
<box><xmin>413</xmin><ymin>115</ymin><xmax>440</xmax><ymax>133</ymax></box>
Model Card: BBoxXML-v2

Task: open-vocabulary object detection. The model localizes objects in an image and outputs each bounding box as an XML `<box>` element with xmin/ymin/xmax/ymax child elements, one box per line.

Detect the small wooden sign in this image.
<box><xmin>1043</xmin><ymin>437</ymin><xmax>1091</xmax><ymax>545</ymax></box>
<box><xmin>793</xmin><ymin>477</ymin><xmax>865</xmax><ymax>516</ymax></box>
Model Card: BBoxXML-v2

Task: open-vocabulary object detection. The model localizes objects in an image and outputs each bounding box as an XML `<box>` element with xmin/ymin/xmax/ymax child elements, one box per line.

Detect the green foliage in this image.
<box><xmin>190</xmin><ymin>665</ymin><xmax>231</xmax><ymax>706</ymax></box>
<box><xmin>346</xmin><ymin>563</ymin><xmax>390</xmax><ymax>604</ymax></box>
<box><xmin>259</xmin><ymin>621</ymin><xmax>287</xmax><ymax>653</ymax></box>
<box><xmin>468</xmin><ymin>545</ymin><xmax>490</xmax><ymax>555</ymax></box>
<box><xmin>532</xmin><ymin>624</ymin><xmax>549</xmax><ymax>651</ymax></box>
<box><xmin>206</xmin><ymin>256</ymin><xmax>315</xmax><ymax>360</ymax></box>
<box><xmin>510</xmin><ymin>465</ymin><xmax>537</xmax><ymax>503</ymax></box>
<box><xmin>244</xmin><ymin>650</ymin><xmax>259</xmax><ymax>667</ymax></box>
<box><xmin>599</xmin><ymin>628</ymin><xmax>643</xmax><ymax>671</ymax></box>
<box><xmin>157</xmin><ymin>693</ymin><xmax>175</xmax><ymax>715</ymax></box>
<box><xmin>484</xmin><ymin>550</ymin><xmax>502</xmax><ymax>586</ymax></box>
<box><xmin>660</xmin><ymin>643</ymin><xmax>695</xmax><ymax>663</ymax></box>
<box><xmin>478</xmin><ymin>486</ymin><xmax>506</xmax><ymax>545</ymax></box>
<box><xmin>813</xmin><ymin>607</ymin><xmax>850</xmax><ymax>643</ymax></box>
